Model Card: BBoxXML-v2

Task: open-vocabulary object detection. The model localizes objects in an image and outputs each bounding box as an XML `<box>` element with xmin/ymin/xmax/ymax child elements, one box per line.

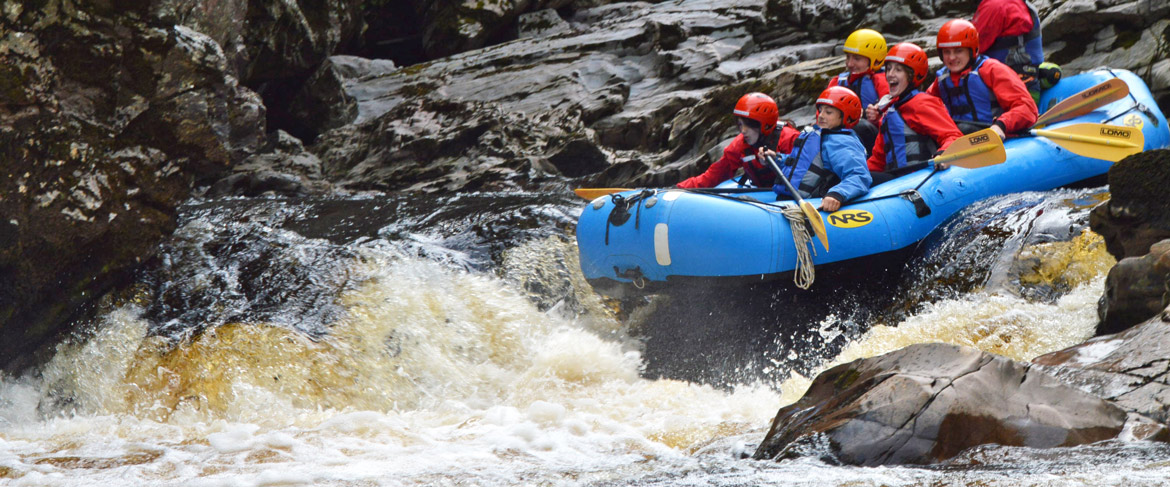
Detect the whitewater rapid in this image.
<box><xmin>3</xmin><ymin>223</ymin><xmax>1155</xmax><ymax>486</ymax></box>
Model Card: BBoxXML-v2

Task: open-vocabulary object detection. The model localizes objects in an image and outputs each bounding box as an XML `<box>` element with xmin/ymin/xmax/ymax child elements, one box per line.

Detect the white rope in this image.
<box><xmin>781</xmin><ymin>205</ymin><xmax>816</xmax><ymax>289</ymax></box>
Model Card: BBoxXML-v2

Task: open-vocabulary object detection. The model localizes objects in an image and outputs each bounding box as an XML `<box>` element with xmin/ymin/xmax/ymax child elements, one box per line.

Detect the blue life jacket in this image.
<box><xmin>936</xmin><ymin>56</ymin><xmax>1003</xmax><ymax>125</ymax></box>
<box><xmin>777</xmin><ymin>127</ymin><xmax>842</xmax><ymax>198</ymax></box>
<box><xmin>836</xmin><ymin>71</ymin><xmax>881</xmax><ymax>109</ymax></box>
<box><xmin>880</xmin><ymin>91</ymin><xmax>939</xmax><ymax>170</ymax></box>
<box><xmin>984</xmin><ymin>1</ymin><xmax>1044</xmax><ymax>73</ymax></box>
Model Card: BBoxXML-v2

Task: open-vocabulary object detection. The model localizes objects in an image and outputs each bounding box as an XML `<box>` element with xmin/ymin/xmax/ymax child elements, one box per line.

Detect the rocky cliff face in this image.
<box><xmin>0</xmin><ymin>1</ymin><xmax>265</xmax><ymax>371</ymax></box>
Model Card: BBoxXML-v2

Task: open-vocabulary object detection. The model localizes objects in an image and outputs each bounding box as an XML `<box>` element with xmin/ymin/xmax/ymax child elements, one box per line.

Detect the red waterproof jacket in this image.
<box><xmin>867</xmin><ymin>92</ymin><xmax>963</xmax><ymax>172</ymax></box>
<box><xmin>974</xmin><ymin>0</ymin><xmax>1034</xmax><ymax>55</ymax></box>
<box><xmin>677</xmin><ymin>125</ymin><xmax>801</xmax><ymax>189</ymax></box>
<box><xmin>927</xmin><ymin>57</ymin><xmax>1038</xmax><ymax>134</ymax></box>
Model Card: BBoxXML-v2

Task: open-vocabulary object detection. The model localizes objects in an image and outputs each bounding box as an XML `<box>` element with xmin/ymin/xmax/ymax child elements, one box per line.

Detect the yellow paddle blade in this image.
<box><xmin>1031</xmin><ymin>123</ymin><xmax>1144</xmax><ymax>162</ymax></box>
<box><xmin>573</xmin><ymin>188</ymin><xmax>633</xmax><ymax>200</ymax></box>
<box><xmin>800</xmin><ymin>200</ymin><xmax>829</xmax><ymax>251</ymax></box>
<box><xmin>1035</xmin><ymin>78</ymin><xmax>1129</xmax><ymax>128</ymax></box>
<box><xmin>934</xmin><ymin>128</ymin><xmax>1006</xmax><ymax>169</ymax></box>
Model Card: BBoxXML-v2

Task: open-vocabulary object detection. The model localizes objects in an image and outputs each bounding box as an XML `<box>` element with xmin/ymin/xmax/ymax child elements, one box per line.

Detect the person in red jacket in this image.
<box><xmin>867</xmin><ymin>43</ymin><xmax>964</xmax><ymax>185</ymax></box>
<box><xmin>974</xmin><ymin>0</ymin><xmax>1049</xmax><ymax>101</ymax></box>
<box><xmin>927</xmin><ymin>19</ymin><xmax>1038</xmax><ymax>138</ymax></box>
<box><xmin>677</xmin><ymin>93</ymin><xmax>801</xmax><ymax>189</ymax></box>
<box><xmin>827</xmin><ymin>29</ymin><xmax>890</xmax><ymax>155</ymax></box>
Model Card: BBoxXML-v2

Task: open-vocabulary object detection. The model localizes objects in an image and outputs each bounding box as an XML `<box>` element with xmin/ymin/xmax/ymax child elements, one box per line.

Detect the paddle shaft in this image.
<box><xmin>761</xmin><ymin>152</ymin><xmax>830</xmax><ymax>250</ymax></box>
<box><xmin>762</xmin><ymin>153</ymin><xmax>803</xmax><ymax>201</ymax></box>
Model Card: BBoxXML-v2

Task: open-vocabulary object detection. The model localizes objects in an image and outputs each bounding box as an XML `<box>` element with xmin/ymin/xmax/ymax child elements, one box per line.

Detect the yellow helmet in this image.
<box><xmin>843</xmin><ymin>29</ymin><xmax>887</xmax><ymax>71</ymax></box>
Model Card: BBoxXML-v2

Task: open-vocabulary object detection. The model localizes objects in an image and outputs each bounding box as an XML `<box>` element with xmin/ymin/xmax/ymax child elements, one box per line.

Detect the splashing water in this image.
<box><xmin>2</xmin><ymin>193</ymin><xmax>1168</xmax><ymax>486</ymax></box>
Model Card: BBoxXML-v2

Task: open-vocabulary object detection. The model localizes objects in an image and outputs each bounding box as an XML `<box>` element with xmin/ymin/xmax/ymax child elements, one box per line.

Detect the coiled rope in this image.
<box><xmin>684</xmin><ymin>189</ymin><xmax>820</xmax><ymax>288</ymax></box>
<box><xmin>781</xmin><ymin>204</ymin><xmax>816</xmax><ymax>289</ymax></box>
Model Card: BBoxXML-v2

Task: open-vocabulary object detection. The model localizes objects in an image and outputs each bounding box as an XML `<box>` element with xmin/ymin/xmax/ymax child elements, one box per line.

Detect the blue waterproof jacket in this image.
<box><xmin>774</xmin><ymin>126</ymin><xmax>872</xmax><ymax>202</ymax></box>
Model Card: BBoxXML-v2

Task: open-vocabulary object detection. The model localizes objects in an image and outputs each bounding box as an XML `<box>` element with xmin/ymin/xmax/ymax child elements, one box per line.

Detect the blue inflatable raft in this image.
<box><xmin>576</xmin><ymin>69</ymin><xmax>1169</xmax><ymax>290</ymax></box>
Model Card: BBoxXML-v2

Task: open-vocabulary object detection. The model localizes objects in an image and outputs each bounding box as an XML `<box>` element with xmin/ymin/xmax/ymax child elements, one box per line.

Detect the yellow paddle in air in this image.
<box><xmin>574</xmin><ymin>79</ymin><xmax>1134</xmax><ymax>200</ymax></box>
<box><xmin>1029</xmin><ymin>122</ymin><xmax>1144</xmax><ymax>162</ymax></box>
<box><xmin>933</xmin><ymin>128</ymin><xmax>1007</xmax><ymax>169</ymax></box>
<box><xmin>574</xmin><ymin>131</ymin><xmax>1008</xmax><ymax>201</ymax></box>
<box><xmin>1034</xmin><ymin>77</ymin><xmax>1129</xmax><ymax>128</ymax></box>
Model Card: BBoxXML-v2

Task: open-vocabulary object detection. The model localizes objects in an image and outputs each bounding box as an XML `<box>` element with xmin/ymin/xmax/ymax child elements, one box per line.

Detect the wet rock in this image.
<box><xmin>1090</xmin><ymin>149</ymin><xmax>1170</xmax><ymax>260</ymax></box>
<box><xmin>519</xmin><ymin>9</ymin><xmax>574</xmax><ymax>39</ymax></box>
<box><xmin>1043</xmin><ymin>1</ymin><xmax>1170</xmax><ymax>105</ymax></box>
<box><xmin>325</xmin><ymin>0</ymin><xmax>855</xmax><ymax>192</ymax></box>
<box><xmin>328</xmin><ymin>55</ymin><xmax>398</xmax><ymax>80</ymax></box>
<box><xmin>357</xmin><ymin>0</ymin><xmax>620</xmax><ymax>62</ymax></box>
<box><xmin>548</xmin><ymin>138</ymin><xmax>611</xmax><ymax>177</ymax></box>
<box><xmin>144</xmin><ymin>201</ymin><xmax>357</xmax><ymax>340</ymax></box>
<box><xmin>1097</xmin><ymin>239</ymin><xmax>1170</xmax><ymax>335</ymax></box>
<box><xmin>1034</xmin><ymin>314</ymin><xmax>1170</xmax><ymax>426</ymax></box>
<box><xmin>156</xmin><ymin>0</ymin><xmax>364</xmax><ymax>138</ymax></box>
<box><xmin>753</xmin><ymin>343</ymin><xmax>1128</xmax><ymax>466</ymax></box>
<box><xmin>158</xmin><ymin>0</ymin><xmax>365</xmax><ymax>84</ymax></box>
<box><xmin>207</xmin><ymin>131</ymin><xmax>334</xmax><ymax>197</ymax></box>
<box><xmin>0</xmin><ymin>4</ymin><xmax>265</xmax><ymax>373</ymax></box>
<box><xmin>278</xmin><ymin>56</ymin><xmax>359</xmax><ymax>143</ymax></box>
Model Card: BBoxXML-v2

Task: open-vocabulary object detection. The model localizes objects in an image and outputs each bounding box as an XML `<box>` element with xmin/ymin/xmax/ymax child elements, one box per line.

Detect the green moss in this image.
<box><xmin>833</xmin><ymin>368</ymin><xmax>862</xmax><ymax>389</ymax></box>
<box><xmin>396</xmin><ymin>62</ymin><xmax>431</xmax><ymax>76</ymax></box>
<box><xmin>1112</xmin><ymin>28</ymin><xmax>1142</xmax><ymax>51</ymax></box>
<box><xmin>398</xmin><ymin>81</ymin><xmax>438</xmax><ymax>97</ymax></box>
<box><xmin>795</xmin><ymin>75</ymin><xmax>828</xmax><ymax>100</ymax></box>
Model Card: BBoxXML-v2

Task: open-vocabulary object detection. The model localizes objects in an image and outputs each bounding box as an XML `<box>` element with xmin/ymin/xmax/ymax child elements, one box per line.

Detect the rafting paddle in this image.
<box><xmin>574</xmin><ymin>188</ymin><xmax>633</xmax><ymax>199</ymax></box>
<box><xmin>933</xmin><ymin>127</ymin><xmax>1006</xmax><ymax>169</ymax></box>
<box><xmin>1034</xmin><ymin>77</ymin><xmax>1129</xmax><ymax>128</ymax></box>
<box><xmin>575</xmin><ymin>79</ymin><xmax>1129</xmax><ymax>200</ymax></box>
<box><xmin>761</xmin><ymin>152</ymin><xmax>829</xmax><ymax>251</ymax></box>
<box><xmin>1029</xmin><ymin>122</ymin><xmax>1144</xmax><ymax>162</ymax></box>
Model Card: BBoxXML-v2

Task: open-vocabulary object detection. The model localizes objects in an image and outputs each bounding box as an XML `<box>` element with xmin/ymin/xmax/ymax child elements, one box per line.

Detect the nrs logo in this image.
<box><xmin>1101</xmin><ymin>127</ymin><xmax>1132</xmax><ymax>138</ymax></box>
<box><xmin>828</xmin><ymin>209</ymin><xmax>874</xmax><ymax>228</ymax></box>
<box><xmin>969</xmin><ymin>134</ymin><xmax>990</xmax><ymax>144</ymax></box>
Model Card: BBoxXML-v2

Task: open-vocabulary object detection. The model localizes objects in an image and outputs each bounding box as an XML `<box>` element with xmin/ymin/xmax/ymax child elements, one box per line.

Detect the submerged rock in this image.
<box><xmin>753</xmin><ymin>343</ymin><xmax>1129</xmax><ymax>466</ymax></box>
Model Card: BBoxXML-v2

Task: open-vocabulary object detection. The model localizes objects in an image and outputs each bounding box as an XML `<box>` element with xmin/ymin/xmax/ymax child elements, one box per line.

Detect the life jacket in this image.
<box><xmin>936</xmin><ymin>56</ymin><xmax>1003</xmax><ymax>126</ymax></box>
<box><xmin>736</xmin><ymin>130</ymin><xmax>782</xmax><ymax>187</ymax></box>
<box><xmin>986</xmin><ymin>1</ymin><xmax>1044</xmax><ymax>76</ymax></box>
<box><xmin>836</xmin><ymin>71</ymin><xmax>881</xmax><ymax>109</ymax></box>
<box><xmin>775</xmin><ymin>126</ymin><xmax>847</xmax><ymax>198</ymax></box>
<box><xmin>880</xmin><ymin>91</ymin><xmax>940</xmax><ymax>170</ymax></box>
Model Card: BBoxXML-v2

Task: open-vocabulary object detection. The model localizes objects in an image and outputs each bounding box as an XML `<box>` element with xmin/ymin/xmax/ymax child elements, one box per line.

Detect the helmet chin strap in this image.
<box><xmin>753</xmin><ymin>130</ymin><xmax>781</xmax><ymax>149</ymax></box>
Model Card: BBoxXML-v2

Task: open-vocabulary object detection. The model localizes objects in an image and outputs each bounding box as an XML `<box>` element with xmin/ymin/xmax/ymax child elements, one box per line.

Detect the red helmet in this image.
<box><xmin>884</xmin><ymin>42</ymin><xmax>930</xmax><ymax>86</ymax></box>
<box><xmin>937</xmin><ymin>19</ymin><xmax>980</xmax><ymax>56</ymax></box>
<box><xmin>816</xmin><ymin>86</ymin><xmax>862</xmax><ymax>128</ymax></box>
<box><xmin>733</xmin><ymin>92</ymin><xmax>779</xmax><ymax>135</ymax></box>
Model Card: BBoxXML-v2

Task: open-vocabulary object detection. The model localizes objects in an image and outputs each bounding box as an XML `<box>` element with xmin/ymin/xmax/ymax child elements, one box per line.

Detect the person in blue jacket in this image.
<box><xmin>768</xmin><ymin>86</ymin><xmax>872</xmax><ymax>212</ymax></box>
